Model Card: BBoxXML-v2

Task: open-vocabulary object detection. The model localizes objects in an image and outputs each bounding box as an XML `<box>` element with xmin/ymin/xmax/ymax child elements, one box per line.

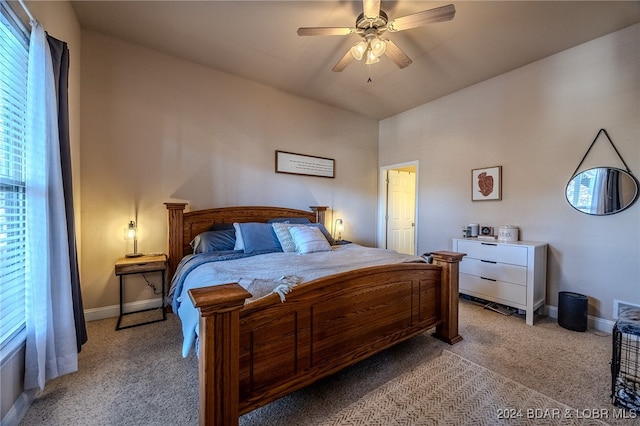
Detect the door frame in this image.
<box><xmin>378</xmin><ymin>161</ymin><xmax>419</xmax><ymax>253</ymax></box>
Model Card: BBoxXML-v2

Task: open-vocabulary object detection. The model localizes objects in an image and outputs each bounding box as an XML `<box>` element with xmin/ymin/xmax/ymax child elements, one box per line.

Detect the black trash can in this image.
<box><xmin>558</xmin><ymin>291</ymin><xmax>588</xmax><ymax>332</ymax></box>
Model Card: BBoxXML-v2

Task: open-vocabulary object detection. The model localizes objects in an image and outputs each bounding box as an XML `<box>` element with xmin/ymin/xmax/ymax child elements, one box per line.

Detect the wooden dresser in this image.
<box><xmin>453</xmin><ymin>238</ymin><xmax>547</xmax><ymax>325</ymax></box>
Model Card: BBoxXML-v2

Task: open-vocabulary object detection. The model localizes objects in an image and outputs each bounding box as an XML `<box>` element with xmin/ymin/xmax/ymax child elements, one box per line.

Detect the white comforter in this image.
<box><xmin>170</xmin><ymin>244</ymin><xmax>424</xmax><ymax>356</ymax></box>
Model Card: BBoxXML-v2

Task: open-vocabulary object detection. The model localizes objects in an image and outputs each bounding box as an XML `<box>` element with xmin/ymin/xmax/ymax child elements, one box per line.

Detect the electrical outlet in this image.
<box><xmin>613</xmin><ymin>299</ymin><xmax>640</xmax><ymax>319</ymax></box>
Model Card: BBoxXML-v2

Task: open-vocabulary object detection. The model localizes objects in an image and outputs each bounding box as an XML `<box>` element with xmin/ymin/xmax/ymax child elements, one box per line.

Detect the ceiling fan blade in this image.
<box><xmin>332</xmin><ymin>50</ymin><xmax>354</xmax><ymax>72</ymax></box>
<box><xmin>297</xmin><ymin>27</ymin><xmax>355</xmax><ymax>36</ymax></box>
<box><xmin>384</xmin><ymin>39</ymin><xmax>412</xmax><ymax>69</ymax></box>
<box><xmin>387</xmin><ymin>4</ymin><xmax>455</xmax><ymax>32</ymax></box>
<box><xmin>363</xmin><ymin>0</ymin><xmax>381</xmax><ymax>19</ymax></box>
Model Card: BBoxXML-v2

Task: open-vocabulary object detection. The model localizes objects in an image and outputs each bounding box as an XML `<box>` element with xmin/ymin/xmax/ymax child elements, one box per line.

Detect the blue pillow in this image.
<box><xmin>190</xmin><ymin>229</ymin><xmax>236</xmax><ymax>254</ymax></box>
<box><xmin>237</xmin><ymin>222</ymin><xmax>283</xmax><ymax>254</ymax></box>
<box><xmin>209</xmin><ymin>222</ymin><xmax>235</xmax><ymax>231</ymax></box>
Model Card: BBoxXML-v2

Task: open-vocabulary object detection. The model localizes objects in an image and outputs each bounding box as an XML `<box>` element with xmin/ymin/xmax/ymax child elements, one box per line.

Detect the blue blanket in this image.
<box><xmin>168</xmin><ymin>250</ymin><xmax>250</xmax><ymax>312</ymax></box>
<box><xmin>168</xmin><ymin>244</ymin><xmax>426</xmax><ymax>357</ymax></box>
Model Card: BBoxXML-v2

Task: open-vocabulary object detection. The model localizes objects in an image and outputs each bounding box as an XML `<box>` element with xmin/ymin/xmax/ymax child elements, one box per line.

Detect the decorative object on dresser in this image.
<box><xmin>480</xmin><ymin>225</ymin><xmax>494</xmax><ymax>236</ymax></box>
<box><xmin>165</xmin><ymin>203</ymin><xmax>465</xmax><ymax>426</ymax></box>
<box><xmin>453</xmin><ymin>238</ymin><xmax>547</xmax><ymax>325</ymax></box>
<box><xmin>497</xmin><ymin>225</ymin><xmax>519</xmax><ymax>242</ymax></box>
<box><xmin>471</xmin><ymin>166</ymin><xmax>502</xmax><ymax>201</ymax></box>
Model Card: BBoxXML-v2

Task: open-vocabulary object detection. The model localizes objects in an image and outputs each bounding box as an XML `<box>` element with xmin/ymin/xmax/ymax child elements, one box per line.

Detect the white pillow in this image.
<box><xmin>232</xmin><ymin>223</ymin><xmax>244</xmax><ymax>251</ymax></box>
<box><xmin>289</xmin><ymin>226</ymin><xmax>331</xmax><ymax>254</ymax></box>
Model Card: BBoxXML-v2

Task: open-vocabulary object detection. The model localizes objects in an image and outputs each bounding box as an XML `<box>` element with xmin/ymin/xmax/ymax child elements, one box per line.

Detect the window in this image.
<box><xmin>0</xmin><ymin>1</ymin><xmax>29</xmax><ymax>355</ymax></box>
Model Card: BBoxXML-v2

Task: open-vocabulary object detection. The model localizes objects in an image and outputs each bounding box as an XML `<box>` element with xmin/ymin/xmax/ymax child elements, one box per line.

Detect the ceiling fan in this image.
<box><xmin>297</xmin><ymin>1</ymin><xmax>455</xmax><ymax>72</ymax></box>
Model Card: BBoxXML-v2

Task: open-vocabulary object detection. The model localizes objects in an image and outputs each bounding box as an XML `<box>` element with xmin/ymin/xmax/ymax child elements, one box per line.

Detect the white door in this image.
<box><xmin>387</xmin><ymin>170</ymin><xmax>416</xmax><ymax>255</ymax></box>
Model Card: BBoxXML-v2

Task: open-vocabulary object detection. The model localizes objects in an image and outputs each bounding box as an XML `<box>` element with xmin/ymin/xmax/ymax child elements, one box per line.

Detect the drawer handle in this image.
<box><xmin>480</xmin><ymin>260</ymin><xmax>497</xmax><ymax>264</ymax></box>
<box><xmin>480</xmin><ymin>276</ymin><xmax>497</xmax><ymax>282</ymax></box>
<box><xmin>481</xmin><ymin>243</ymin><xmax>497</xmax><ymax>246</ymax></box>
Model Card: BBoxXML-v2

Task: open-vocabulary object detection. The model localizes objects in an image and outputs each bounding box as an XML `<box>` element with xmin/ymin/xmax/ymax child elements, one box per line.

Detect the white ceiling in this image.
<box><xmin>70</xmin><ymin>1</ymin><xmax>640</xmax><ymax>120</ymax></box>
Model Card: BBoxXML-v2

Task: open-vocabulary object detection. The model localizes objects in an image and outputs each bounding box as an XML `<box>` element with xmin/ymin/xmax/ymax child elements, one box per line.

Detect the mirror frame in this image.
<box><xmin>566</xmin><ymin>167</ymin><xmax>639</xmax><ymax>216</ymax></box>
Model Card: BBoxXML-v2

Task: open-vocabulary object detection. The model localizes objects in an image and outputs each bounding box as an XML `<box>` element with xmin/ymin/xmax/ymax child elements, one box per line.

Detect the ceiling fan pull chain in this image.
<box><xmin>367</xmin><ymin>65</ymin><xmax>373</xmax><ymax>83</ymax></box>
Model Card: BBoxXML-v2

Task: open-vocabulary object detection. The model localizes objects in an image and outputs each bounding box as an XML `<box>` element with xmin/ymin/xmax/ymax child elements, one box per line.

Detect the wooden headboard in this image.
<box><xmin>164</xmin><ymin>203</ymin><xmax>327</xmax><ymax>281</ymax></box>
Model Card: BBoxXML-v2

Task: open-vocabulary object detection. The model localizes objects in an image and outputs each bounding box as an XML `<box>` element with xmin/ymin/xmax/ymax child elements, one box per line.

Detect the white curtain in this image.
<box><xmin>24</xmin><ymin>20</ymin><xmax>78</xmax><ymax>391</ymax></box>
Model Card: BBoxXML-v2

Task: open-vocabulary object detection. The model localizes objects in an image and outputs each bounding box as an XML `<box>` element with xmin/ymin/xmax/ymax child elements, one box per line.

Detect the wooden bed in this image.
<box><xmin>165</xmin><ymin>203</ymin><xmax>464</xmax><ymax>426</ymax></box>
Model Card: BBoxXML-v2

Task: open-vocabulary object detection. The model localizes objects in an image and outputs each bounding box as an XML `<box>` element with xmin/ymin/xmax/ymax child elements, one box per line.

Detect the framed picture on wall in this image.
<box><xmin>275</xmin><ymin>150</ymin><xmax>335</xmax><ymax>178</ymax></box>
<box><xmin>472</xmin><ymin>166</ymin><xmax>502</xmax><ymax>201</ymax></box>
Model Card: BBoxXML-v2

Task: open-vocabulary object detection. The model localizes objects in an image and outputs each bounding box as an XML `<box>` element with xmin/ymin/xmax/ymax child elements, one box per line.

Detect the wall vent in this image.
<box><xmin>613</xmin><ymin>299</ymin><xmax>640</xmax><ymax>319</ymax></box>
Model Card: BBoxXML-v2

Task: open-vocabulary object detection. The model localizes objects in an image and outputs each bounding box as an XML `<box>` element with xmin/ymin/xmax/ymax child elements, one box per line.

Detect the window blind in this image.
<box><xmin>0</xmin><ymin>1</ymin><xmax>29</xmax><ymax>352</ymax></box>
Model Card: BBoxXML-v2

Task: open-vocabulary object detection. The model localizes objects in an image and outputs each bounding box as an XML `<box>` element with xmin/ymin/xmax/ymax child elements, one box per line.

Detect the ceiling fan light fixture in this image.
<box><xmin>365</xmin><ymin>49</ymin><xmax>380</xmax><ymax>65</ymax></box>
<box><xmin>350</xmin><ymin>41</ymin><xmax>367</xmax><ymax>61</ymax></box>
<box><xmin>299</xmin><ymin>3</ymin><xmax>455</xmax><ymax>72</ymax></box>
<box><xmin>370</xmin><ymin>37</ymin><xmax>386</xmax><ymax>57</ymax></box>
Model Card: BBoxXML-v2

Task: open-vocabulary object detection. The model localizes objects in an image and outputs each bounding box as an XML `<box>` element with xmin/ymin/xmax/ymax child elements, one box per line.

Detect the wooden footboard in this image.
<box><xmin>188</xmin><ymin>251</ymin><xmax>464</xmax><ymax>426</ymax></box>
<box><xmin>165</xmin><ymin>203</ymin><xmax>463</xmax><ymax>425</ymax></box>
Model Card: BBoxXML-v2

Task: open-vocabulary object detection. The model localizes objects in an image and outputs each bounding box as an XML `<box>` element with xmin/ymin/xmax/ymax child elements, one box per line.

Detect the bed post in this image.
<box><xmin>189</xmin><ymin>284</ymin><xmax>252</xmax><ymax>426</ymax></box>
<box><xmin>430</xmin><ymin>251</ymin><xmax>465</xmax><ymax>345</ymax></box>
<box><xmin>309</xmin><ymin>205</ymin><xmax>327</xmax><ymax>224</ymax></box>
<box><xmin>165</xmin><ymin>202</ymin><xmax>187</xmax><ymax>282</ymax></box>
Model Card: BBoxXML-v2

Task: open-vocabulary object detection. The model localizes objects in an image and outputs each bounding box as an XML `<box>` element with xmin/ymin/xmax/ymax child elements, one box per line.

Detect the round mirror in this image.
<box><xmin>566</xmin><ymin>167</ymin><xmax>639</xmax><ymax>215</ymax></box>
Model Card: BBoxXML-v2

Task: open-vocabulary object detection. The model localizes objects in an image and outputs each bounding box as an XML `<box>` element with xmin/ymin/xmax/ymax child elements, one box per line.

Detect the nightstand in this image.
<box><xmin>114</xmin><ymin>254</ymin><xmax>167</xmax><ymax>330</ymax></box>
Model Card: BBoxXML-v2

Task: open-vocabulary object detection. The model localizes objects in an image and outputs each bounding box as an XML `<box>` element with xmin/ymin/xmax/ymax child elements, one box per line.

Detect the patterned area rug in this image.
<box><xmin>318</xmin><ymin>350</ymin><xmax>608</xmax><ymax>426</ymax></box>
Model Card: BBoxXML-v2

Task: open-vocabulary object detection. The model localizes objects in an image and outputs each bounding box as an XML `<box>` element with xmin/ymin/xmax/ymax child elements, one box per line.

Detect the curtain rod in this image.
<box><xmin>17</xmin><ymin>0</ymin><xmax>35</xmax><ymax>23</ymax></box>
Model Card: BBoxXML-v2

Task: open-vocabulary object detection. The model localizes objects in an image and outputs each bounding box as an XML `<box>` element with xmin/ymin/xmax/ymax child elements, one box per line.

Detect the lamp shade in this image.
<box><xmin>334</xmin><ymin>218</ymin><xmax>344</xmax><ymax>240</ymax></box>
<box><xmin>124</xmin><ymin>220</ymin><xmax>142</xmax><ymax>257</ymax></box>
<box><xmin>350</xmin><ymin>41</ymin><xmax>367</xmax><ymax>61</ymax></box>
<box><xmin>365</xmin><ymin>49</ymin><xmax>380</xmax><ymax>65</ymax></box>
<box><xmin>370</xmin><ymin>38</ymin><xmax>386</xmax><ymax>57</ymax></box>
<box><xmin>124</xmin><ymin>220</ymin><xmax>137</xmax><ymax>240</ymax></box>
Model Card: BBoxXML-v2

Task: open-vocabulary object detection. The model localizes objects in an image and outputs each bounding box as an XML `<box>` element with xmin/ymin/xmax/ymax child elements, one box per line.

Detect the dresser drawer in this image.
<box><xmin>115</xmin><ymin>255</ymin><xmax>167</xmax><ymax>275</ymax></box>
<box><xmin>460</xmin><ymin>274</ymin><xmax>526</xmax><ymax>306</ymax></box>
<box><xmin>460</xmin><ymin>258</ymin><xmax>527</xmax><ymax>285</ymax></box>
<box><xmin>456</xmin><ymin>240</ymin><xmax>527</xmax><ymax>266</ymax></box>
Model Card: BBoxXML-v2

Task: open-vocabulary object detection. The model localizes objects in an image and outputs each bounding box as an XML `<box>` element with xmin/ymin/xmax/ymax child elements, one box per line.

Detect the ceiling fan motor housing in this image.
<box><xmin>355</xmin><ymin>10</ymin><xmax>388</xmax><ymax>31</ymax></box>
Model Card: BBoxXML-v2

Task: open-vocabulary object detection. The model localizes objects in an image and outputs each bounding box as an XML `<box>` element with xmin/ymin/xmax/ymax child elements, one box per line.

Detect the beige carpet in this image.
<box><xmin>19</xmin><ymin>300</ymin><xmax>624</xmax><ymax>425</ymax></box>
<box><xmin>318</xmin><ymin>350</ymin><xmax>606</xmax><ymax>426</ymax></box>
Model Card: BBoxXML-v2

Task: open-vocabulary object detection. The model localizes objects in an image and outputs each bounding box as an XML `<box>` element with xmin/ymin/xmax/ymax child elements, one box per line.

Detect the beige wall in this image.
<box><xmin>380</xmin><ymin>24</ymin><xmax>640</xmax><ymax>321</ymax></box>
<box><xmin>80</xmin><ymin>30</ymin><xmax>379</xmax><ymax>311</ymax></box>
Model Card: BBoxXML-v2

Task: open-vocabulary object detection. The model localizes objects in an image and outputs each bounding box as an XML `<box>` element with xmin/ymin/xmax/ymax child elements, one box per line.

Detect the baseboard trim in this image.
<box><xmin>86</xmin><ymin>300</ymin><xmax>617</xmax><ymax>333</ymax></box>
<box><xmin>0</xmin><ymin>389</ymin><xmax>35</xmax><ymax>426</ymax></box>
<box><xmin>84</xmin><ymin>298</ymin><xmax>163</xmax><ymax>322</ymax></box>
<box><xmin>544</xmin><ymin>305</ymin><xmax>615</xmax><ymax>334</ymax></box>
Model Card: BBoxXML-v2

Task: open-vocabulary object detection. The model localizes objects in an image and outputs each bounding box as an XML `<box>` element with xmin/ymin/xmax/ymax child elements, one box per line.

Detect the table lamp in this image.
<box><xmin>124</xmin><ymin>220</ymin><xmax>143</xmax><ymax>258</ymax></box>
